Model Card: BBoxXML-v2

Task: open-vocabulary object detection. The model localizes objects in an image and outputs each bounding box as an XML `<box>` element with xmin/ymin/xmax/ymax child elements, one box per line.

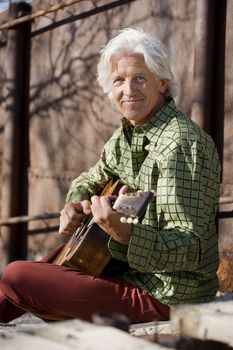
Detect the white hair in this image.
<box><xmin>97</xmin><ymin>28</ymin><xmax>177</xmax><ymax>99</ymax></box>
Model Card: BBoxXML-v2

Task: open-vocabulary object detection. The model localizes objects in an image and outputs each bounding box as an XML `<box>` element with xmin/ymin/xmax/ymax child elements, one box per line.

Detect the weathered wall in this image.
<box><xmin>0</xmin><ymin>0</ymin><xmax>232</xmax><ymax>277</ymax></box>
<box><xmin>218</xmin><ymin>0</ymin><xmax>233</xmax><ymax>292</ymax></box>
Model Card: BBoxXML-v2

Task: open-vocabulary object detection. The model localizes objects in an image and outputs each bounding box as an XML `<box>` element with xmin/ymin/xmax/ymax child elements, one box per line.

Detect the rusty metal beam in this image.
<box><xmin>1</xmin><ymin>2</ymin><xmax>32</xmax><ymax>263</ymax></box>
<box><xmin>191</xmin><ymin>0</ymin><xmax>226</xmax><ymax>165</ymax></box>
<box><xmin>0</xmin><ymin>0</ymin><xmax>83</xmax><ymax>31</ymax></box>
<box><xmin>191</xmin><ymin>0</ymin><xmax>216</xmax><ymax>133</ymax></box>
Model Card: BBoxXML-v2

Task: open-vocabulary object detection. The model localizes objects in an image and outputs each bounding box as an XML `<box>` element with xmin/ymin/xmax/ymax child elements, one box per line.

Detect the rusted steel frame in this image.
<box><xmin>191</xmin><ymin>0</ymin><xmax>226</xmax><ymax>164</ymax></box>
<box><xmin>0</xmin><ymin>0</ymin><xmax>83</xmax><ymax>31</ymax></box>
<box><xmin>0</xmin><ymin>0</ymin><xmax>136</xmax><ymax>32</ymax></box>
<box><xmin>1</xmin><ymin>2</ymin><xmax>32</xmax><ymax>262</ymax></box>
<box><xmin>0</xmin><ymin>212</ymin><xmax>60</xmax><ymax>226</ymax></box>
<box><xmin>210</xmin><ymin>0</ymin><xmax>226</xmax><ymax>167</ymax></box>
<box><xmin>0</xmin><ymin>0</ymin><xmax>137</xmax><ymax>46</ymax></box>
<box><xmin>191</xmin><ymin>0</ymin><xmax>216</xmax><ymax>132</ymax></box>
<box><xmin>31</xmin><ymin>0</ymin><xmax>137</xmax><ymax>37</ymax></box>
<box><xmin>0</xmin><ymin>194</ymin><xmax>232</xmax><ymax>227</ymax></box>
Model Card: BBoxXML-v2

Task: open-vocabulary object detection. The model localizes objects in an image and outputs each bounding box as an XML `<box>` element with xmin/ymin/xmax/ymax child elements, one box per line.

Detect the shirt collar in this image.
<box><xmin>121</xmin><ymin>99</ymin><xmax>177</xmax><ymax>141</ymax></box>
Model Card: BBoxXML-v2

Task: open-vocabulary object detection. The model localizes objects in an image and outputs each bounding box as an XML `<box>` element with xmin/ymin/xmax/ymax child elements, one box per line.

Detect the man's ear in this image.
<box><xmin>159</xmin><ymin>79</ymin><xmax>167</xmax><ymax>94</ymax></box>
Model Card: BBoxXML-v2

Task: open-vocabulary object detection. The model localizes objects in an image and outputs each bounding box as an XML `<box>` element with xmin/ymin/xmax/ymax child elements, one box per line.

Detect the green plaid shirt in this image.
<box><xmin>67</xmin><ymin>99</ymin><xmax>221</xmax><ymax>306</ymax></box>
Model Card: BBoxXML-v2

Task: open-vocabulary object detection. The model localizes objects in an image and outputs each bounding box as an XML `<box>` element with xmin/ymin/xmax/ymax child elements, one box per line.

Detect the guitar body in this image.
<box><xmin>56</xmin><ymin>223</ymin><xmax>112</xmax><ymax>277</ymax></box>
<box><xmin>54</xmin><ymin>180</ymin><xmax>122</xmax><ymax>277</ymax></box>
<box><xmin>54</xmin><ymin>179</ymin><xmax>153</xmax><ymax>277</ymax></box>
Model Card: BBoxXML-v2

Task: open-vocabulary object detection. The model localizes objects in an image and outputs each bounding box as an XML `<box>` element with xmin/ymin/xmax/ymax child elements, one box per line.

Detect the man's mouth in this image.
<box><xmin>121</xmin><ymin>99</ymin><xmax>143</xmax><ymax>103</ymax></box>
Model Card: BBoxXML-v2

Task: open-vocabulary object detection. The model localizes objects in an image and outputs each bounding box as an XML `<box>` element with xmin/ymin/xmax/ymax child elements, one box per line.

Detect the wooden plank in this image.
<box><xmin>0</xmin><ymin>332</ymin><xmax>72</xmax><ymax>350</ymax></box>
<box><xmin>35</xmin><ymin>319</ymin><xmax>173</xmax><ymax>350</ymax></box>
<box><xmin>171</xmin><ymin>300</ymin><xmax>233</xmax><ymax>348</ymax></box>
<box><xmin>130</xmin><ymin>321</ymin><xmax>176</xmax><ymax>337</ymax></box>
<box><xmin>0</xmin><ymin>317</ymin><xmax>175</xmax><ymax>350</ymax></box>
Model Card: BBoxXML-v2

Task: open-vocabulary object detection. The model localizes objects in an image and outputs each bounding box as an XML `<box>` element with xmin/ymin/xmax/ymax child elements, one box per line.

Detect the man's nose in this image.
<box><xmin>124</xmin><ymin>79</ymin><xmax>136</xmax><ymax>95</ymax></box>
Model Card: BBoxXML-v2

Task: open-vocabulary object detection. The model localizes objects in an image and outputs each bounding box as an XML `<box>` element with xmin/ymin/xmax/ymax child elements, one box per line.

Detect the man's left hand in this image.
<box><xmin>90</xmin><ymin>187</ymin><xmax>132</xmax><ymax>245</ymax></box>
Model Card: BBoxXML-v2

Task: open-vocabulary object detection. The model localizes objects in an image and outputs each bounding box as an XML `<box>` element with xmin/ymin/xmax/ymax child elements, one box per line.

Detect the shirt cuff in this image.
<box><xmin>107</xmin><ymin>224</ymin><xmax>156</xmax><ymax>268</ymax></box>
<box><xmin>127</xmin><ymin>224</ymin><xmax>156</xmax><ymax>272</ymax></box>
<box><xmin>108</xmin><ymin>237</ymin><xmax>129</xmax><ymax>262</ymax></box>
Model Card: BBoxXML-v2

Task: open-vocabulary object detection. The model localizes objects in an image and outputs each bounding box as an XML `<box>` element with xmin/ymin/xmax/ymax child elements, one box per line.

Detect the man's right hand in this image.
<box><xmin>59</xmin><ymin>200</ymin><xmax>92</xmax><ymax>235</ymax></box>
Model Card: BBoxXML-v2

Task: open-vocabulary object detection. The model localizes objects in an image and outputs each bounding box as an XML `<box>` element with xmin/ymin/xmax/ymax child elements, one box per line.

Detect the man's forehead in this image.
<box><xmin>110</xmin><ymin>54</ymin><xmax>148</xmax><ymax>73</ymax></box>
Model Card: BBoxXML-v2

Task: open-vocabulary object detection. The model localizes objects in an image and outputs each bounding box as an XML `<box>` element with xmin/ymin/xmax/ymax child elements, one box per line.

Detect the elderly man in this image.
<box><xmin>0</xmin><ymin>28</ymin><xmax>221</xmax><ymax>324</ymax></box>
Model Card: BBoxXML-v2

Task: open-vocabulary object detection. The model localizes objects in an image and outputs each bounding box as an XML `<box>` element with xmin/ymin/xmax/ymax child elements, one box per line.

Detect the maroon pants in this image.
<box><xmin>0</xmin><ymin>247</ymin><xmax>169</xmax><ymax>324</ymax></box>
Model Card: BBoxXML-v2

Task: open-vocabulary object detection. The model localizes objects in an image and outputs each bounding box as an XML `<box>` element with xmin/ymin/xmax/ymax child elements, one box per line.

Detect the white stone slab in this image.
<box><xmin>130</xmin><ymin>321</ymin><xmax>175</xmax><ymax>336</ymax></box>
<box><xmin>171</xmin><ymin>300</ymin><xmax>233</xmax><ymax>348</ymax></box>
<box><xmin>0</xmin><ymin>317</ymin><xmax>175</xmax><ymax>350</ymax></box>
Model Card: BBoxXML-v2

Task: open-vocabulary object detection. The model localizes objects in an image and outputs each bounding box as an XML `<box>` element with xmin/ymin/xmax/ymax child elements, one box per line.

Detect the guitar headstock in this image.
<box><xmin>113</xmin><ymin>191</ymin><xmax>153</xmax><ymax>224</ymax></box>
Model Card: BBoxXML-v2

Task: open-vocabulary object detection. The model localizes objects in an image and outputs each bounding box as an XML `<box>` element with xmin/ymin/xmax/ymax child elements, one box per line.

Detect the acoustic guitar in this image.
<box><xmin>54</xmin><ymin>180</ymin><xmax>153</xmax><ymax>277</ymax></box>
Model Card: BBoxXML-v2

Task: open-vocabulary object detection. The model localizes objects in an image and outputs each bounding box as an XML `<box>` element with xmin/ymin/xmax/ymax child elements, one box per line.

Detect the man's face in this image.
<box><xmin>110</xmin><ymin>54</ymin><xmax>166</xmax><ymax>126</ymax></box>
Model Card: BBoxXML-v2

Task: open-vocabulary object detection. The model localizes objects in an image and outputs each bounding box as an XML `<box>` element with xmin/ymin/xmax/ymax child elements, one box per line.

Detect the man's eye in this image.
<box><xmin>113</xmin><ymin>78</ymin><xmax>124</xmax><ymax>84</ymax></box>
<box><xmin>136</xmin><ymin>76</ymin><xmax>145</xmax><ymax>81</ymax></box>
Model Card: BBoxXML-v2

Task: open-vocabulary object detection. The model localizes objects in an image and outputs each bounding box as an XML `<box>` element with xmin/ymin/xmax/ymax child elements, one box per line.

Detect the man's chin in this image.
<box><xmin>123</xmin><ymin>114</ymin><xmax>148</xmax><ymax>126</ymax></box>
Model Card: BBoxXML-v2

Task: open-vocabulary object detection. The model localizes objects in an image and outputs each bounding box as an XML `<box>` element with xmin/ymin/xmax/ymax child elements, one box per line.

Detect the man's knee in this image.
<box><xmin>1</xmin><ymin>261</ymin><xmax>30</xmax><ymax>295</ymax></box>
